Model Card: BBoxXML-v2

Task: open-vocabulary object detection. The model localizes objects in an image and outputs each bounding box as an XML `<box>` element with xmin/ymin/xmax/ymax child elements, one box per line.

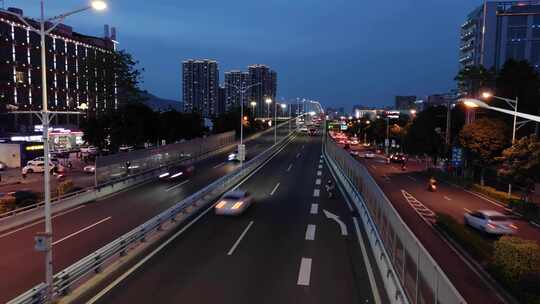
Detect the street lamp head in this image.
<box><xmin>281</xmin><ymin>104</ymin><xmax>286</xmax><ymax>109</ymax></box>
<box><xmin>410</xmin><ymin>109</ymin><xmax>417</xmax><ymax>115</ymax></box>
<box><xmin>250</xmin><ymin>101</ymin><xmax>257</xmax><ymax>107</ymax></box>
<box><xmin>91</xmin><ymin>0</ymin><xmax>107</xmax><ymax>10</ymax></box>
<box><xmin>460</xmin><ymin>98</ymin><xmax>484</xmax><ymax>108</ymax></box>
<box><xmin>265</xmin><ymin>98</ymin><xmax>272</xmax><ymax>104</ymax></box>
<box><xmin>481</xmin><ymin>91</ymin><xmax>493</xmax><ymax>99</ymax></box>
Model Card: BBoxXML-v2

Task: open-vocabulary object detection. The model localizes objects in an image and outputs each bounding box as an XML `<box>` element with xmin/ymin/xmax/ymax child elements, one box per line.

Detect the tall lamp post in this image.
<box><xmin>4</xmin><ymin>1</ymin><xmax>108</xmax><ymax>300</ymax></box>
<box><xmin>462</xmin><ymin>97</ymin><xmax>540</xmax><ymax>197</ymax></box>
<box><xmin>265</xmin><ymin>97</ymin><xmax>272</xmax><ymax>121</ymax></box>
<box><xmin>225</xmin><ymin>82</ymin><xmax>260</xmax><ymax>165</ymax></box>
<box><xmin>481</xmin><ymin>92</ymin><xmax>520</xmax><ymax>143</ymax></box>
<box><xmin>250</xmin><ymin>101</ymin><xmax>257</xmax><ymax>118</ymax></box>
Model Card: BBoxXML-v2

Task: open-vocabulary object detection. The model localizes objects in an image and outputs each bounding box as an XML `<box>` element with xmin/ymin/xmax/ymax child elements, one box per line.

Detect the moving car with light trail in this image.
<box><xmin>464</xmin><ymin>210</ymin><xmax>517</xmax><ymax>235</ymax></box>
<box><xmin>158</xmin><ymin>164</ymin><xmax>195</xmax><ymax>182</ymax></box>
<box><xmin>214</xmin><ymin>190</ymin><xmax>254</xmax><ymax>215</ymax></box>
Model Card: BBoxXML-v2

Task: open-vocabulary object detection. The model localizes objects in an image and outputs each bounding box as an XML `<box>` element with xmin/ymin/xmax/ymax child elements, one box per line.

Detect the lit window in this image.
<box><xmin>16</xmin><ymin>71</ymin><xmax>25</xmax><ymax>83</ymax></box>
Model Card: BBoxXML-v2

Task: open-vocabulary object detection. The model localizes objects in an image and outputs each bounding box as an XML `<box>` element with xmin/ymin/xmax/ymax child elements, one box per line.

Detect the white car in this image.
<box><xmin>27</xmin><ymin>157</ymin><xmax>59</xmax><ymax>166</ymax></box>
<box><xmin>464</xmin><ymin>210</ymin><xmax>518</xmax><ymax>235</ymax></box>
<box><xmin>364</xmin><ymin>152</ymin><xmax>375</xmax><ymax>159</ymax></box>
<box><xmin>215</xmin><ymin>190</ymin><xmax>254</xmax><ymax>215</ymax></box>
<box><xmin>22</xmin><ymin>161</ymin><xmax>59</xmax><ymax>174</ymax></box>
<box><xmin>83</xmin><ymin>165</ymin><xmax>96</xmax><ymax>174</ymax></box>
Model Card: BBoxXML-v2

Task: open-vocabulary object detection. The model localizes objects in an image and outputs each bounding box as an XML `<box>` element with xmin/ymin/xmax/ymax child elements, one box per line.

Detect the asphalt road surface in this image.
<box><xmin>346</xmin><ymin>144</ymin><xmax>540</xmax><ymax>303</ymax></box>
<box><xmin>86</xmin><ymin>134</ymin><xmax>384</xmax><ymax>304</ymax></box>
<box><xmin>0</xmin><ymin>127</ymin><xmax>290</xmax><ymax>303</ymax></box>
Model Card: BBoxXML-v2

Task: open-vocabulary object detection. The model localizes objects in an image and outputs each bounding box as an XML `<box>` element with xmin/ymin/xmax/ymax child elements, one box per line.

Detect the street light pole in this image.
<box><xmin>385</xmin><ymin>117</ymin><xmax>389</xmax><ymax>155</ymax></box>
<box><xmin>4</xmin><ymin>2</ymin><xmax>107</xmax><ymax>300</ymax></box>
<box><xmin>274</xmin><ymin>101</ymin><xmax>277</xmax><ymax>144</ymax></box>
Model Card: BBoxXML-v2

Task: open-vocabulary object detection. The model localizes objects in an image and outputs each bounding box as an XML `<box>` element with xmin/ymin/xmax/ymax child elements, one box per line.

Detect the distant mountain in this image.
<box><xmin>140</xmin><ymin>92</ymin><xmax>183</xmax><ymax>112</ymax></box>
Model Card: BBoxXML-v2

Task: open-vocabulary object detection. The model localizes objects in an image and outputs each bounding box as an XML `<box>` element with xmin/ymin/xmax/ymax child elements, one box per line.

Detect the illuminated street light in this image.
<box><xmin>91</xmin><ymin>0</ymin><xmax>108</xmax><ymax>10</ymax></box>
<box><xmin>481</xmin><ymin>91</ymin><xmax>493</xmax><ymax>99</ymax></box>
<box><xmin>410</xmin><ymin>109</ymin><xmax>417</xmax><ymax>115</ymax></box>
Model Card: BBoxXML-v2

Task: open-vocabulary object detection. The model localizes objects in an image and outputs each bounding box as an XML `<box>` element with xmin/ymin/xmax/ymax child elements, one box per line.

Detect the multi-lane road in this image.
<box><xmin>80</xmin><ymin>133</ymin><xmax>384</xmax><ymax>303</ymax></box>
<box><xmin>0</xmin><ymin>128</ymin><xmax>290</xmax><ymax>303</ymax></box>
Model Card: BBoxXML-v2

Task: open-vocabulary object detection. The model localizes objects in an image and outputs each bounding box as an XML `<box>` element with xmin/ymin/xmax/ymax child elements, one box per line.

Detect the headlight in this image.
<box><xmin>216</xmin><ymin>201</ymin><xmax>227</xmax><ymax>209</ymax></box>
<box><xmin>170</xmin><ymin>172</ymin><xmax>183</xmax><ymax>178</ymax></box>
<box><xmin>231</xmin><ymin>202</ymin><xmax>244</xmax><ymax>209</ymax></box>
<box><xmin>159</xmin><ymin>172</ymin><xmax>170</xmax><ymax>178</ymax></box>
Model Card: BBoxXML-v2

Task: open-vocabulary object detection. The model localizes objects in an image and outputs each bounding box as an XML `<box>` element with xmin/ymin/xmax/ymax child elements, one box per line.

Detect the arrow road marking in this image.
<box><xmin>323</xmin><ymin>209</ymin><xmax>348</xmax><ymax>236</ymax></box>
<box><xmin>270</xmin><ymin>183</ymin><xmax>280</xmax><ymax>196</ymax></box>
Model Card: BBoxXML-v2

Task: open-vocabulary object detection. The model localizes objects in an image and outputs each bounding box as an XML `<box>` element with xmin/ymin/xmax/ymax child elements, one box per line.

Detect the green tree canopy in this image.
<box><xmin>404</xmin><ymin>106</ymin><xmax>447</xmax><ymax>161</ymax></box>
<box><xmin>497</xmin><ymin>135</ymin><xmax>540</xmax><ymax>188</ymax></box>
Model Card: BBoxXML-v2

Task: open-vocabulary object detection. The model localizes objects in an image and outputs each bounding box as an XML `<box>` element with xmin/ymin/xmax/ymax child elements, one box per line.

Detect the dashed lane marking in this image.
<box><xmin>270</xmin><ymin>183</ymin><xmax>281</xmax><ymax>196</ymax></box>
<box><xmin>297</xmin><ymin>258</ymin><xmax>312</xmax><ymax>286</ymax></box>
<box><xmin>313</xmin><ymin>189</ymin><xmax>320</xmax><ymax>197</ymax></box>
<box><xmin>305</xmin><ymin>224</ymin><xmax>316</xmax><ymax>240</ymax></box>
<box><xmin>315</xmin><ymin>178</ymin><xmax>321</xmax><ymax>185</ymax></box>
<box><xmin>310</xmin><ymin>204</ymin><xmax>318</xmax><ymax>215</ymax></box>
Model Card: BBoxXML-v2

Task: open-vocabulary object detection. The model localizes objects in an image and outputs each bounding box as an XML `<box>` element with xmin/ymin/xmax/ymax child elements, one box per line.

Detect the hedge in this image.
<box><xmin>57</xmin><ymin>179</ymin><xmax>75</xmax><ymax>196</ymax></box>
<box><xmin>436</xmin><ymin>213</ymin><xmax>493</xmax><ymax>262</ymax></box>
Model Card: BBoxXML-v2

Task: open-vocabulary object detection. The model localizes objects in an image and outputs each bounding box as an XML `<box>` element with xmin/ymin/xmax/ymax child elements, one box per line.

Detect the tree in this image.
<box><xmin>497</xmin><ymin>135</ymin><xmax>540</xmax><ymax>198</ymax></box>
<box><xmin>459</xmin><ymin>118</ymin><xmax>510</xmax><ymax>185</ymax></box>
<box><xmin>112</xmin><ymin>50</ymin><xmax>146</xmax><ymax>105</ymax></box>
<box><xmin>455</xmin><ymin>65</ymin><xmax>495</xmax><ymax>97</ymax></box>
<box><xmin>404</xmin><ymin>106</ymin><xmax>447</xmax><ymax>163</ymax></box>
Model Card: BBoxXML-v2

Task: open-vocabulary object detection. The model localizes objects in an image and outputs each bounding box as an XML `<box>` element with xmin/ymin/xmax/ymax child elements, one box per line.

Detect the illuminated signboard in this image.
<box><xmin>384</xmin><ymin>111</ymin><xmax>400</xmax><ymax>119</ymax></box>
<box><xmin>25</xmin><ymin>145</ymin><xmax>44</xmax><ymax>151</ymax></box>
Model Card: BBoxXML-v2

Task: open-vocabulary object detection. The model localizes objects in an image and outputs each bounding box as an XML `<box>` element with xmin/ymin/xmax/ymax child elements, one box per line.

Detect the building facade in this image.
<box><xmin>247</xmin><ymin>64</ymin><xmax>277</xmax><ymax>118</ymax></box>
<box><xmin>0</xmin><ymin>7</ymin><xmax>118</xmax><ymax>133</ymax></box>
<box><xmin>394</xmin><ymin>96</ymin><xmax>416</xmax><ymax>110</ymax></box>
<box><xmin>224</xmin><ymin>70</ymin><xmax>248</xmax><ymax>111</ymax></box>
<box><xmin>182</xmin><ymin>59</ymin><xmax>219</xmax><ymax>118</ymax></box>
<box><xmin>460</xmin><ymin>1</ymin><xmax>540</xmax><ymax>70</ymax></box>
<box><xmin>217</xmin><ymin>85</ymin><xmax>225</xmax><ymax>115</ymax></box>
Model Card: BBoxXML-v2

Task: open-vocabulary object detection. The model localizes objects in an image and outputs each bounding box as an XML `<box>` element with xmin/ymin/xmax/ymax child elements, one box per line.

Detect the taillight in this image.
<box><xmin>486</xmin><ymin>223</ymin><xmax>496</xmax><ymax>229</ymax></box>
<box><xmin>509</xmin><ymin>224</ymin><xmax>518</xmax><ymax>230</ymax></box>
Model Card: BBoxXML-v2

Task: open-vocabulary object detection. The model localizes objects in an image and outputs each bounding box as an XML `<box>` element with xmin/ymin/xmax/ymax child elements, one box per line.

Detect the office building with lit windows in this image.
<box><xmin>460</xmin><ymin>1</ymin><xmax>540</xmax><ymax>70</ymax></box>
<box><xmin>224</xmin><ymin>70</ymin><xmax>249</xmax><ymax>112</ymax></box>
<box><xmin>247</xmin><ymin>64</ymin><xmax>277</xmax><ymax>118</ymax></box>
<box><xmin>0</xmin><ymin>7</ymin><xmax>118</xmax><ymax>132</ymax></box>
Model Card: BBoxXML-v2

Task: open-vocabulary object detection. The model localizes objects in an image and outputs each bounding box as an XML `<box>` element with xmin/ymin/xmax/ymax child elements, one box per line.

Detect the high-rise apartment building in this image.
<box><xmin>0</xmin><ymin>7</ymin><xmax>118</xmax><ymax>132</ymax></box>
<box><xmin>217</xmin><ymin>85</ymin><xmax>225</xmax><ymax>116</ymax></box>
<box><xmin>182</xmin><ymin>59</ymin><xmax>219</xmax><ymax>118</ymax></box>
<box><xmin>247</xmin><ymin>64</ymin><xmax>277</xmax><ymax>118</ymax></box>
<box><xmin>460</xmin><ymin>1</ymin><xmax>540</xmax><ymax>70</ymax></box>
<box><xmin>224</xmin><ymin>70</ymin><xmax>249</xmax><ymax>111</ymax></box>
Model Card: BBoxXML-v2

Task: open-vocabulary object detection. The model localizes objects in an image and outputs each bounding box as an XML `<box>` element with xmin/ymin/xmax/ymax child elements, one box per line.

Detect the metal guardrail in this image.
<box><xmin>8</xmin><ymin>126</ymin><xmax>297</xmax><ymax>304</ymax></box>
<box><xmin>324</xmin><ymin>138</ymin><xmax>466</xmax><ymax>304</ymax></box>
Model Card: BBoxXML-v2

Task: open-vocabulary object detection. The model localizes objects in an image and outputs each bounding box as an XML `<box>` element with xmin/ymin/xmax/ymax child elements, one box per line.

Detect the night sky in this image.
<box><xmin>18</xmin><ymin>0</ymin><xmax>482</xmax><ymax>110</ymax></box>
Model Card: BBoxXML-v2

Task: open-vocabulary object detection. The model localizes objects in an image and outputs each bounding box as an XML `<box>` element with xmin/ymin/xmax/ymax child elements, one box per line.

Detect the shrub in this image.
<box><xmin>57</xmin><ymin>179</ymin><xmax>75</xmax><ymax>196</ymax></box>
<box><xmin>470</xmin><ymin>184</ymin><xmax>519</xmax><ymax>205</ymax></box>
<box><xmin>509</xmin><ymin>200</ymin><xmax>540</xmax><ymax>222</ymax></box>
<box><xmin>492</xmin><ymin>236</ymin><xmax>540</xmax><ymax>284</ymax></box>
<box><xmin>436</xmin><ymin>213</ymin><xmax>493</xmax><ymax>262</ymax></box>
<box><xmin>0</xmin><ymin>196</ymin><xmax>16</xmax><ymax>213</ymax></box>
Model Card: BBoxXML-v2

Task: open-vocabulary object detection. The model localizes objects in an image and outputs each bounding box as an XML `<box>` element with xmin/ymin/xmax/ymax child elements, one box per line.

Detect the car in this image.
<box><xmin>348</xmin><ymin>138</ymin><xmax>359</xmax><ymax>145</ymax></box>
<box><xmin>22</xmin><ymin>161</ymin><xmax>56</xmax><ymax>174</ymax></box>
<box><xmin>0</xmin><ymin>161</ymin><xmax>6</xmax><ymax>170</ymax></box>
<box><xmin>0</xmin><ymin>190</ymin><xmax>39</xmax><ymax>210</ymax></box>
<box><xmin>214</xmin><ymin>190</ymin><xmax>254</xmax><ymax>215</ymax></box>
<box><xmin>119</xmin><ymin>145</ymin><xmax>134</xmax><ymax>152</ymax></box>
<box><xmin>349</xmin><ymin>150</ymin><xmax>360</xmax><ymax>157</ymax></box>
<box><xmin>158</xmin><ymin>164</ymin><xmax>195</xmax><ymax>181</ymax></box>
<box><xmin>27</xmin><ymin>157</ymin><xmax>59</xmax><ymax>166</ymax></box>
<box><xmin>390</xmin><ymin>153</ymin><xmax>406</xmax><ymax>163</ymax></box>
<box><xmin>364</xmin><ymin>152</ymin><xmax>375</xmax><ymax>159</ymax></box>
<box><xmin>83</xmin><ymin>165</ymin><xmax>96</xmax><ymax>174</ymax></box>
<box><xmin>464</xmin><ymin>210</ymin><xmax>518</xmax><ymax>235</ymax></box>
<box><xmin>80</xmin><ymin>146</ymin><xmax>98</xmax><ymax>154</ymax></box>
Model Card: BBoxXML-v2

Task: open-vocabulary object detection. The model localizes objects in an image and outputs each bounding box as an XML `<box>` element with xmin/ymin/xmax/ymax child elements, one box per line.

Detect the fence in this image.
<box><xmin>324</xmin><ymin>138</ymin><xmax>465</xmax><ymax>304</ymax></box>
<box><xmin>7</xmin><ymin>129</ymin><xmax>297</xmax><ymax>304</ymax></box>
<box><xmin>95</xmin><ymin>131</ymin><xmax>235</xmax><ymax>184</ymax></box>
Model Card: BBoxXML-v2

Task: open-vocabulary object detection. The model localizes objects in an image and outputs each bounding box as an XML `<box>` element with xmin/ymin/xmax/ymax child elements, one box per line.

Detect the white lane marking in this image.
<box><xmin>464</xmin><ymin>208</ymin><xmax>472</xmax><ymax>213</ymax></box>
<box><xmin>313</xmin><ymin>189</ymin><xmax>320</xmax><ymax>197</ymax></box>
<box><xmin>297</xmin><ymin>258</ymin><xmax>312</xmax><ymax>286</ymax></box>
<box><xmin>53</xmin><ymin>217</ymin><xmax>111</xmax><ymax>246</ymax></box>
<box><xmin>213</xmin><ymin>162</ymin><xmax>226</xmax><ymax>169</ymax></box>
<box><xmin>444</xmin><ymin>196</ymin><xmax>452</xmax><ymax>201</ymax></box>
<box><xmin>305</xmin><ymin>224</ymin><xmax>316</xmax><ymax>241</ymax></box>
<box><xmin>370</xmin><ymin>165</ymin><xmax>377</xmax><ymax>170</ymax></box>
<box><xmin>270</xmin><ymin>183</ymin><xmax>281</xmax><ymax>196</ymax></box>
<box><xmin>316</xmin><ymin>170</ymin><xmax>322</xmax><ymax>176</ymax></box>
<box><xmin>286</xmin><ymin>163</ymin><xmax>293</xmax><ymax>172</ymax></box>
<box><xmin>165</xmin><ymin>179</ymin><xmax>190</xmax><ymax>192</ymax></box>
<box><xmin>463</xmin><ymin>189</ymin><xmax>507</xmax><ymax>209</ymax></box>
<box><xmin>315</xmin><ymin>178</ymin><xmax>321</xmax><ymax>185</ymax></box>
<box><xmin>353</xmin><ymin>217</ymin><xmax>382</xmax><ymax>304</ymax></box>
<box><xmin>319</xmin><ymin>159</ymin><xmax>323</xmax><ymax>163</ymax></box>
<box><xmin>310</xmin><ymin>203</ymin><xmax>318</xmax><ymax>215</ymax></box>
<box><xmin>0</xmin><ymin>205</ymin><xmax>86</xmax><ymax>239</ymax></box>
<box><xmin>318</xmin><ymin>164</ymin><xmax>322</xmax><ymax>169</ymax></box>
<box><xmin>407</xmin><ymin>175</ymin><xmax>417</xmax><ymax>181</ymax></box>
<box><xmin>88</xmin><ymin>133</ymin><xmax>300</xmax><ymax>304</ymax></box>
<box><xmin>323</xmin><ymin>209</ymin><xmax>348</xmax><ymax>236</ymax></box>
<box><xmin>296</xmin><ymin>152</ymin><xmax>301</xmax><ymax>158</ymax></box>
<box><xmin>227</xmin><ymin>221</ymin><xmax>254</xmax><ymax>255</ymax></box>
<box><xmin>320</xmin><ymin>155</ymin><xmax>323</xmax><ymax>159</ymax></box>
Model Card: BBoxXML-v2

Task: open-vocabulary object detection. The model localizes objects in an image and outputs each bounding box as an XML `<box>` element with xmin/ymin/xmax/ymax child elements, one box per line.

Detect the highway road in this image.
<box><xmin>344</xmin><ymin>144</ymin><xmax>540</xmax><ymax>303</ymax></box>
<box><xmin>0</xmin><ymin>127</ymin><xmax>291</xmax><ymax>303</ymax></box>
<box><xmin>84</xmin><ymin>134</ymin><xmax>384</xmax><ymax>304</ymax></box>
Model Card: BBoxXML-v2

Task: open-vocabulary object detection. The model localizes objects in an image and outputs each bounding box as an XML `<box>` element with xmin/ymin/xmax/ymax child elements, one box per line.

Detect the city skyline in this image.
<box><xmin>18</xmin><ymin>0</ymin><xmax>482</xmax><ymax>108</ymax></box>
